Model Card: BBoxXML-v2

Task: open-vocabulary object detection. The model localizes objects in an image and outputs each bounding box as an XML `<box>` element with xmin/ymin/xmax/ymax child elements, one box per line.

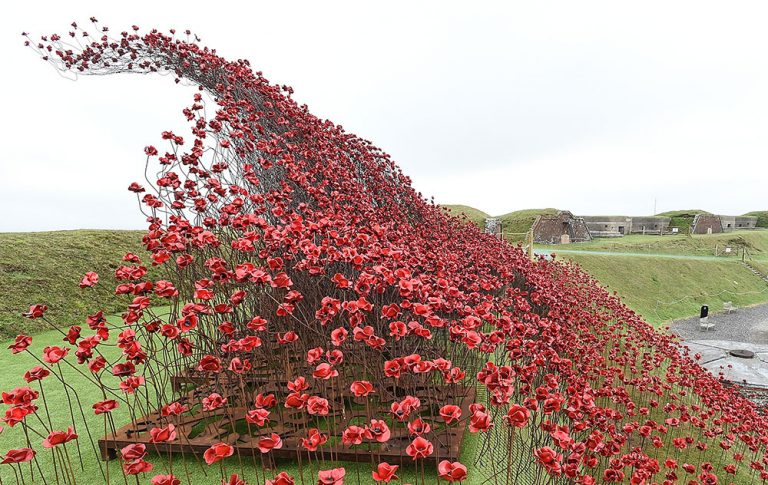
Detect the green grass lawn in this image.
<box><xmin>537</xmin><ymin>231</ymin><xmax>768</xmax><ymax>324</ymax></box>
<box><xmin>560</xmin><ymin>252</ymin><xmax>768</xmax><ymax>326</ymax></box>
<box><xmin>0</xmin><ymin>230</ymin><xmax>151</xmax><ymax>339</ymax></box>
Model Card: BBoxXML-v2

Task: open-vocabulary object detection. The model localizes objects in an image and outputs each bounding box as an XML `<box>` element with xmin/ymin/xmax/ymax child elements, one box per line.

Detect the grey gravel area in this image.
<box><xmin>670</xmin><ymin>303</ymin><xmax>768</xmax><ymax>344</ymax></box>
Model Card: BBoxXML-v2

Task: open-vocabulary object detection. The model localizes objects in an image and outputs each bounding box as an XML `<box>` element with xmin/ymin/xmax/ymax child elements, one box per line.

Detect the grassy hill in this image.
<box><xmin>655</xmin><ymin>209</ymin><xmax>711</xmax><ymax>232</ymax></box>
<box><xmin>496</xmin><ymin>208</ymin><xmax>560</xmax><ymax>236</ymax></box>
<box><xmin>546</xmin><ymin>230</ymin><xmax>768</xmax><ymax>324</ymax></box>
<box><xmin>443</xmin><ymin>206</ymin><xmax>562</xmax><ymax>243</ymax></box>
<box><xmin>442</xmin><ymin>204</ymin><xmax>489</xmax><ymax>227</ymax></box>
<box><xmin>0</xmin><ymin>230</ymin><xmax>150</xmax><ymax>338</ymax></box>
<box><xmin>562</xmin><ymin>252</ymin><xmax>768</xmax><ymax>325</ymax></box>
<box><xmin>744</xmin><ymin>210</ymin><xmax>768</xmax><ymax>228</ymax></box>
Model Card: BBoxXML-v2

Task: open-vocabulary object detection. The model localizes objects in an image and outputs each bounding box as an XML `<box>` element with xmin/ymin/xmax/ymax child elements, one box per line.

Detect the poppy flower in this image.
<box><xmin>93</xmin><ymin>399</ymin><xmax>119</xmax><ymax>414</ymax></box>
<box><xmin>312</xmin><ymin>363</ymin><xmax>338</xmax><ymax>380</ymax></box>
<box><xmin>257</xmin><ymin>433</ymin><xmax>283</xmax><ymax>453</ymax></box>
<box><xmin>301</xmin><ymin>428</ymin><xmax>328</xmax><ymax>451</ymax></box>
<box><xmin>63</xmin><ymin>325</ymin><xmax>81</xmax><ymax>344</ymax></box>
<box><xmin>23</xmin><ymin>366</ymin><xmax>50</xmax><ymax>383</ymax></box>
<box><xmin>330</xmin><ymin>327</ymin><xmax>348</xmax><ymax>346</ymax></box>
<box><xmin>161</xmin><ymin>402</ymin><xmax>187</xmax><ymax>416</ymax></box>
<box><xmin>307</xmin><ymin>347</ymin><xmax>323</xmax><ymax>364</ymax></box>
<box><xmin>284</xmin><ymin>392</ymin><xmax>309</xmax><ymax>409</ymax></box>
<box><xmin>504</xmin><ymin>404</ymin><xmax>530</xmax><ymax>428</ymax></box>
<box><xmin>197</xmin><ymin>355</ymin><xmax>223</xmax><ymax>373</ymax></box>
<box><xmin>317</xmin><ymin>468</ymin><xmax>345</xmax><ymax>485</ymax></box>
<box><xmin>469</xmin><ymin>411</ymin><xmax>493</xmax><ymax>432</ymax></box>
<box><xmin>350</xmin><ymin>380</ymin><xmax>374</xmax><ymax>397</ymax></box>
<box><xmin>202</xmin><ymin>393</ymin><xmax>227</xmax><ymax>411</ymax></box>
<box><xmin>124</xmin><ymin>459</ymin><xmax>153</xmax><ymax>475</ymax></box>
<box><xmin>22</xmin><ymin>304</ymin><xmax>47</xmax><ymax>319</ymax></box>
<box><xmin>203</xmin><ymin>442</ymin><xmax>234</xmax><ymax>465</ymax></box>
<box><xmin>364</xmin><ymin>419</ymin><xmax>391</xmax><ymax>442</ymax></box>
<box><xmin>439</xmin><ymin>404</ymin><xmax>462</xmax><ymax>424</ymax></box>
<box><xmin>534</xmin><ymin>447</ymin><xmax>563</xmax><ymax>476</ymax></box>
<box><xmin>307</xmin><ymin>396</ymin><xmax>329</xmax><ymax>416</ymax></box>
<box><xmin>407</xmin><ymin>418</ymin><xmax>431</xmax><ymax>436</ymax></box>
<box><xmin>342</xmin><ymin>426</ymin><xmax>366</xmax><ymax>445</ymax></box>
<box><xmin>1</xmin><ymin>448</ymin><xmax>35</xmax><ymax>464</ymax></box>
<box><xmin>372</xmin><ymin>462</ymin><xmax>399</xmax><ymax>482</ymax></box>
<box><xmin>8</xmin><ymin>335</ymin><xmax>32</xmax><ymax>354</ymax></box>
<box><xmin>150</xmin><ymin>475</ymin><xmax>180</xmax><ymax>485</ymax></box>
<box><xmin>43</xmin><ymin>345</ymin><xmax>69</xmax><ymax>363</ymax></box>
<box><xmin>79</xmin><ymin>272</ymin><xmax>99</xmax><ymax>288</ymax></box>
<box><xmin>276</xmin><ymin>331</ymin><xmax>298</xmax><ymax>345</ymax></box>
<box><xmin>228</xmin><ymin>357</ymin><xmax>251</xmax><ymax>374</ymax></box>
<box><xmin>2</xmin><ymin>387</ymin><xmax>38</xmax><ymax>408</ymax></box>
<box><xmin>150</xmin><ymin>424</ymin><xmax>177</xmax><ymax>443</ymax></box>
<box><xmin>266</xmin><ymin>472</ymin><xmax>295</xmax><ymax>485</ymax></box>
<box><xmin>254</xmin><ymin>393</ymin><xmax>277</xmax><ymax>408</ymax></box>
<box><xmin>405</xmin><ymin>437</ymin><xmax>434</xmax><ymax>460</ymax></box>
<box><xmin>42</xmin><ymin>427</ymin><xmax>78</xmax><ymax>448</ymax></box>
<box><xmin>438</xmin><ymin>460</ymin><xmax>468</xmax><ymax>482</ymax></box>
<box><xmin>246</xmin><ymin>408</ymin><xmax>270</xmax><ymax>426</ymax></box>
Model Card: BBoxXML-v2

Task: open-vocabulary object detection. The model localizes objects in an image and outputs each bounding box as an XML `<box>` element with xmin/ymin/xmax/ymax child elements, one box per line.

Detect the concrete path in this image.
<box><xmin>681</xmin><ymin>339</ymin><xmax>768</xmax><ymax>388</ymax></box>
<box><xmin>670</xmin><ymin>303</ymin><xmax>768</xmax><ymax>344</ymax></box>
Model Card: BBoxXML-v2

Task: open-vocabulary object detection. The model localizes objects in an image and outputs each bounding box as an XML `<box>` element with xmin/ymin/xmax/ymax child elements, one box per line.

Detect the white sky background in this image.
<box><xmin>1</xmin><ymin>1</ymin><xmax>766</xmax><ymax>231</ymax></box>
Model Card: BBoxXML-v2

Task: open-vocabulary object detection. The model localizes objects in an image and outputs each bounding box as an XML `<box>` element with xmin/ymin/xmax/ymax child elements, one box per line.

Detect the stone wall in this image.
<box><xmin>720</xmin><ymin>216</ymin><xmax>758</xmax><ymax>232</ymax></box>
<box><xmin>581</xmin><ymin>216</ymin><xmax>632</xmax><ymax>238</ymax></box>
<box><xmin>628</xmin><ymin>216</ymin><xmax>670</xmax><ymax>235</ymax></box>
<box><xmin>691</xmin><ymin>214</ymin><xmax>724</xmax><ymax>234</ymax></box>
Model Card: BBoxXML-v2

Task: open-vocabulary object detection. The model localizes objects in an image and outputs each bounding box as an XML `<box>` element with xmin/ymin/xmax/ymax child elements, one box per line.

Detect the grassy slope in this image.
<box><xmin>562</xmin><ymin>252</ymin><xmax>768</xmax><ymax>325</ymax></box>
<box><xmin>496</xmin><ymin>208</ymin><xmax>559</xmax><ymax>235</ymax></box>
<box><xmin>442</xmin><ymin>205</ymin><xmax>489</xmax><ymax>228</ymax></box>
<box><xmin>655</xmin><ymin>209</ymin><xmax>710</xmax><ymax>232</ymax></box>
<box><xmin>441</xmin><ymin>206</ymin><xmax>560</xmax><ymax>243</ymax></box>
<box><xmin>0</xmin><ymin>230</ymin><xmax>149</xmax><ymax>339</ymax></box>
<box><xmin>556</xmin><ymin>230</ymin><xmax>768</xmax><ymax>257</ymax></box>
<box><xmin>745</xmin><ymin>210</ymin><xmax>768</xmax><ymax>228</ymax></box>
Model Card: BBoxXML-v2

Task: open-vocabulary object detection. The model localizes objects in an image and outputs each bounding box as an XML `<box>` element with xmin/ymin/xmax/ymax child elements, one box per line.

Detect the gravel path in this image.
<box><xmin>670</xmin><ymin>303</ymin><xmax>768</xmax><ymax>344</ymax></box>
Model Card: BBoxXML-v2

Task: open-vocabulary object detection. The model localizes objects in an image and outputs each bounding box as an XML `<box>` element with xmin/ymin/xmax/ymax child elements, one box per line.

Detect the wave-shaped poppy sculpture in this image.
<box><xmin>7</xmin><ymin>18</ymin><xmax>768</xmax><ymax>484</ymax></box>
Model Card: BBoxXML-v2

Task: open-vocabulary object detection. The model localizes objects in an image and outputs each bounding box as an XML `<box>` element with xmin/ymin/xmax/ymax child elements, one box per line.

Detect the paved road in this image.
<box><xmin>670</xmin><ymin>303</ymin><xmax>768</xmax><ymax>344</ymax></box>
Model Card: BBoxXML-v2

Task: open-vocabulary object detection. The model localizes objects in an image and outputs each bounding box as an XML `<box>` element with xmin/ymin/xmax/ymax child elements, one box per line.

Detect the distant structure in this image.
<box><xmin>691</xmin><ymin>214</ymin><xmax>723</xmax><ymax>234</ymax></box>
<box><xmin>502</xmin><ymin>210</ymin><xmax>757</xmax><ymax>245</ymax></box>
<box><xmin>581</xmin><ymin>216</ymin><xmax>670</xmax><ymax>238</ymax></box>
<box><xmin>719</xmin><ymin>215</ymin><xmax>758</xmax><ymax>232</ymax></box>
<box><xmin>691</xmin><ymin>215</ymin><xmax>758</xmax><ymax>234</ymax></box>
<box><xmin>532</xmin><ymin>211</ymin><xmax>592</xmax><ymax>244</ymax></box>
<box><xmin>484</xmin><ymin>218</ymin><xmax>502</xmax><ymax>238</ymax></box>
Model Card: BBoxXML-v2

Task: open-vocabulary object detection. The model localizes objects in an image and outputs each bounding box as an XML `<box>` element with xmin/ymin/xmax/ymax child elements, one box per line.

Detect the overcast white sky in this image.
<box><xmin>1</xmin><ymin>1</ymin><xmax>766</xmax><ymax>231</ymax></box>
